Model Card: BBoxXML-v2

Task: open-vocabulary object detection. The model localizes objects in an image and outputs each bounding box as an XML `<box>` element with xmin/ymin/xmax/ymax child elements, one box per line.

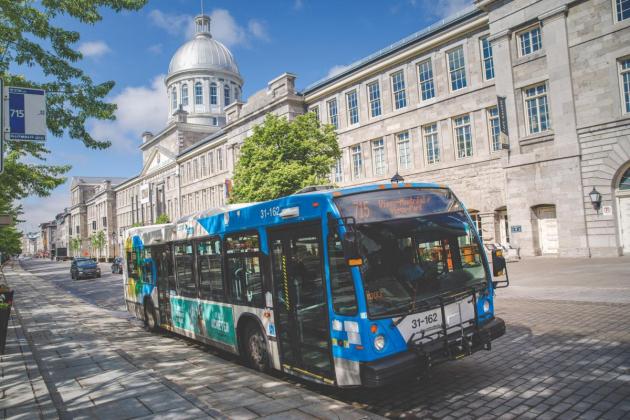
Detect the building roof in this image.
<box><xmin>167</xmin><ymin>15</ymin><xmax>240</xmax><ymax>81</ymax></box>
<box><xmin>70</xmin><ymin>176</ymin><xmax>127</xmax><ymax>188</ymax></box>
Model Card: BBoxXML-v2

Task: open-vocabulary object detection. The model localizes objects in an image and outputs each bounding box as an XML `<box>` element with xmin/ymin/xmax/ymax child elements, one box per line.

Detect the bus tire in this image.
<box><xmin>244</xmin><ymin>324</ymin><xmax>269</xmax><ymax>373</ymax></box>
<box><xmin>144</xmin><ymin>300</ymin><xmax>158</xmax><ymax>332</ymax></box>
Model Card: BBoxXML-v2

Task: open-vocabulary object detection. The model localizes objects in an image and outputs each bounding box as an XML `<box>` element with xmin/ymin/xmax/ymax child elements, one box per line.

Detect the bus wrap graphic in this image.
<box><xmin>170</xmin><ymin>296</ymin><xmax>236</xmax><ymax>345</ymax></box>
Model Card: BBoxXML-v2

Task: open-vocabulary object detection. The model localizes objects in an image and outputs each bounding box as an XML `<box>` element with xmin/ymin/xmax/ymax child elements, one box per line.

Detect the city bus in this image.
<box><xmin>122</xmin><ymin>182</ymin><xmax>509</xmax><ymax>387</ymax></box>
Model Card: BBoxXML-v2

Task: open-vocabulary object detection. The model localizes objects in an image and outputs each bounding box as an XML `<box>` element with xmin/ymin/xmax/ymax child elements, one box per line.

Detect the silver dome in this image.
<box><xmin>167</xmin><ymin>15</ymin><xmax>240</xmax><ymax>78</ymax></box>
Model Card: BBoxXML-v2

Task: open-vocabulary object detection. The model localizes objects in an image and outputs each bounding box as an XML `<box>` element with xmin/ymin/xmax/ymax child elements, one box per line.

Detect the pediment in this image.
<box><xmin>141</xmin><ymin>146</ymin><xmax>176</xmax><ymax>175</ymax></box>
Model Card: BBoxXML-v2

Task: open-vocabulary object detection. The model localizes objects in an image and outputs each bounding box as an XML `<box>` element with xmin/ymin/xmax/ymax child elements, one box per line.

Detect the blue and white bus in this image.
<box><xmin>122</xmin><ymin>182</ymin><xmax>508</xmax><ymax>387</ymax></box>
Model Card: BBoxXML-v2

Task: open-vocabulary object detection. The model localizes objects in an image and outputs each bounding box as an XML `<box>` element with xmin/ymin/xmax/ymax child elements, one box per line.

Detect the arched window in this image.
<box><xmin>171</xmin><ymin>88</ymin><xmax>177</xmax><ymax>110</ymax></box>
<box><xmin>621</xmin><ymin>167</ymin><xmax>630</xmax><ymax>190</ymax></box>
<box><xmin>195</xmin><ymin>82</ymin><xmax>203</xmax><ymax>105</ymax></box>
<box><xmin>181</xmin><ymin>84</ymin><xmax>189</xmax><ymax>106</ymax></box>
<box><xmin>224</xmin><ymin>84</ymin><xmax>231</xmax><ymax>106</ymax></box>
<box><xmin>234</xmin><ymin>86</ymin><xmax>240</xmax><ymax>102</ymax></box>
<box><xmin>210</xmin><ymin>82</ymin><xmax>217</xmax><ymax>105</ymax></box>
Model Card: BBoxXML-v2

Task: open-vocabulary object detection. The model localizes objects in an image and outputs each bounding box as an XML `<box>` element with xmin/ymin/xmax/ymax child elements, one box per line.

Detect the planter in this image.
<box><xmin>0</xmin><ymin>289</ymin><xmax>13</xmax><ymax>355</ymax></box>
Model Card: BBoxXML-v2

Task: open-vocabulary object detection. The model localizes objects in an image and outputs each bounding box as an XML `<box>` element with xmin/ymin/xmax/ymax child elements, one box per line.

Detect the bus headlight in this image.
<box><xmin>374</xmin><ymin>334</ymin><xmax>386</xmax><ymax>351</ymax></box>
<box><xmin>483</xmin><ymin>300</ymin><xmax>490</xmax><ymax>313</ymax></box>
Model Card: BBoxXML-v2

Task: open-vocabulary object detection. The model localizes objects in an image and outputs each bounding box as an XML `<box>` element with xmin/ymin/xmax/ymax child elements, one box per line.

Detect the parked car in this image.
<box><xmin>111</xmin><ymin>257</ymin><xmax>123</xmax><ymax>274</ymax></box>
<box><xmin>70</xmin><ymin>258</ymin><xmax>101</xmax><ymax>280</ymax></box>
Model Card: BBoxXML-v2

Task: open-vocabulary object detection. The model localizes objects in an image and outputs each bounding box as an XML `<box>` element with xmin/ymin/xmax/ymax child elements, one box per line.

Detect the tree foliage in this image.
<box><xmin>90</xmin><ymin>230</ymin><xmax>106</xmax><ymax>258</ymax></box>
<box><xmin>70</xmin><ymin>237</ymin><xmax>81</xmax><ymax>255</ymax></box>
<box><xmin>230</xmin><ymin>113</ymin><xmax>340</xmax><ymax>203</ymax></box>
<box><xmin>156</xmin><ymin>214</ymin><xmax>170</xmax><ymax>224</ymax></box>
<box><xmin>0</xmin><ymin>0</ymin><xmax>147</xmax><ymax>255</ymax></box>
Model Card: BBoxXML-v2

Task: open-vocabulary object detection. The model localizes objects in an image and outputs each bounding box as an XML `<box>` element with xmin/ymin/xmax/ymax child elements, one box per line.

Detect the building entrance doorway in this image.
<box><xmin>616</xmin><ymin>166</ymin><xmax>630</xmax><ymax>255</ymax></box>
<box><xmin>535</xmin><ymin>206</ymin><xmax>558</xmax><ymax>255</ymax></box>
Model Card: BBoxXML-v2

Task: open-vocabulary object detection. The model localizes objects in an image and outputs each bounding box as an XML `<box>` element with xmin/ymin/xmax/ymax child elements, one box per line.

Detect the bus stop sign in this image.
<box><xmin>5</xmin><ymin>87</ymin><xmax>46</xmax><ymax>142</ymax></box>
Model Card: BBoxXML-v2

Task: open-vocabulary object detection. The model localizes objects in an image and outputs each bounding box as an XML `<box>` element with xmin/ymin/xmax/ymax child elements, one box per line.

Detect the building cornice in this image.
<box><xmin>303</xmin><ymin>15</ymin><xmax>488</xmax><ymax>102</ymax></box>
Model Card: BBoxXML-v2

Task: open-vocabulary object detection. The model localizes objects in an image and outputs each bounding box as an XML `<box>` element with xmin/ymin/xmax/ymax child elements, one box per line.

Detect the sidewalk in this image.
<box><xmin>1</xmin><ymin>263</ymin><xmax>378</xmax><ymax>419</ymax></box>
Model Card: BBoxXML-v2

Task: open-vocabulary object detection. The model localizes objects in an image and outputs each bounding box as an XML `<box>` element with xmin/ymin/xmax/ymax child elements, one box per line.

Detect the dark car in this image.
<box><xmin>111</xmin><ymin>257</ymin><xmax>123</xmax><ymax>274</ymax></box>
<box><xmin>70</xmin><ymin>258</ymin><xmax>101</xmax><ymax>280</ymax></box>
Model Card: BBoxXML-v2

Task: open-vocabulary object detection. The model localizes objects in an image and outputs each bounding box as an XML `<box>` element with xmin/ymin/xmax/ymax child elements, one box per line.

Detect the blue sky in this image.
<box><xmin>19</xmin><ymin>0</ymin><xmax>472</xmax><ymax>232</ymax></box>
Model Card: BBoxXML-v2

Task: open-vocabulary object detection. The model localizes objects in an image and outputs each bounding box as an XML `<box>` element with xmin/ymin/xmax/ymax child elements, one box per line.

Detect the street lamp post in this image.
<box><xmin>111</xmin><ymin>231</ymin><xmax>117</xmax><ymax>258</ymax></box>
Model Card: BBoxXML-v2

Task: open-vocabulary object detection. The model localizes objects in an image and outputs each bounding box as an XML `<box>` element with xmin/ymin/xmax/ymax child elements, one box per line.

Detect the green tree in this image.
<box><xmin>91</xmin><ymin>230</ymin><xmax>106</xmax><ymax>259</ymax></box>
<box><xmin>156</xmin><ymin>214</ymin><xmax>170</xmax><ymax>224</ymax></box>
<box><xmin>0</xmin><ymin>0</ymin><xmax>147</xmax><ymax>258</ymax></box>
<box><xmin>70</xmin><ymin>237</ymin><xmax>81</xmax><ymax>257</ymax></box>
<box><xmin>231</xmin><ymin>113</ymin><xmax>340</xmax><ymax>203</ymax></box>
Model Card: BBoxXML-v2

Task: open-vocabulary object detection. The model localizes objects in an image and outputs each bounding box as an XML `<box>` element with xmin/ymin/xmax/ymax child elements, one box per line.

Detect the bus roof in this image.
<box><xmin>122</xmin><ymin>181</ymin><xmax>446</xmax><ymax>243</ymax></box>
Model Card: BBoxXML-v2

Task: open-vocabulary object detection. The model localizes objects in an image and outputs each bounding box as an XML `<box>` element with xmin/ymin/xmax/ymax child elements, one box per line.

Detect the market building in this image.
<box><xmin>107</xmin><ymin>0</ymin><xmax>629</xmax><ymax>257</ymax></box>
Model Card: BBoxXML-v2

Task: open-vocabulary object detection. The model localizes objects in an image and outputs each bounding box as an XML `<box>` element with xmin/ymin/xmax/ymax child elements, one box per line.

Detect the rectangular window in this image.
<box><xmin>372</xmin><ymin>139</ymin><xmax>386</xmax><ymax>176</ymax></box>
<box><xmin>346</xmin><ymin>90</ymin><xmax>359</xmax><ymax>125</ymax></box>
<box><xmin>225</xmin><ymin>233</ymin><xmax>263</xmax><ymax>307</ymax></box>
<box><xmin>186</xmin><ymin>162</ymin><xmax>191</xmax><ymax>183</ymax></box>
<box><xmin>174</xmin><ymin>242</ymin><xmax>196</xmax><ymax>298</ymax></box>
<box><xmin>424</xmin><ymin>123</ymin><xmax>440</xmax><ymax>164</ymax></box>
<box><xmin>217</xmin><ymin>148</ymin><xmax>223</xmax><ymax>171</ymax></box>
<box><xmin>351</xmin><ymin>144</ymin><xmax>363</xmax><ymax>179</ymax></box>
<box><xmin>367</xmin><ymin>81</ymin><xmax>382</xmax><ymax>117</ymax></box>
<box><xmin>92</xmin><ymin>220</ymin><xmax>96</xmax><ymax>230</ymax></box>
<box><xmin>397</xmin><ymin>131</ymin><xmax>412</xmax><ymax>170</ymax></box>
<box><xmin>310</xmin><ymin>106</ymin><xmax>320</xmax><ymax>121</ymax></box>
<box><xmin>208</xmin><ymin>152</ymin><xmax>214</xmax><ymax>174</ymax></box>
<box><xmin>195</xmin><ymin>83</ymin><xmax>203</xmax><ymax>105</ymax></box>
<box><xmin>334</xmin><ymin>158</ymin><xmax>343</xmax><ymax>183</ymax></box>
<box><xmin>524</xmin><ymin>83</ymin><xmax>551</xmax><ymax>134</ymax></box>
<box><xmin>621</xmin><ymin>59</ymin><xmax>630</xmax><ymax>113</ymax></box>
<box><xmin>201</xmin><ymin>156</ymin><xmax>206</xmax><ymax>177</ymax></box>
<box><xmin>448</xmin><ymin>46</ymin><xmax>468</xmax><ymax>91</ymax></box>
<box><xmin>197</xmin><ymin>238</ymin><xmax>224</xmax><ymax>301</ymax></box>
<box><xmin>327</xmin><ymin>98</ymin><xmax>338</xmax><ymax>128</ymax></box>
<box><xmin>488</xmin><ymin>106</ymin><xmax>501</xmax><ymax>151</ymax></box>
<box><xmin>480</xmin><ymin>36</ymin><xmax>495</xmax><ymax>80</ymax></box>
<box><xmin>418</xmin><ymin>59</ymin><xmax>435</xmax><ymax>100</ymax></box>
<box><xmin>328</xmin><ymin>231</ymin><xmax>357</xmax><ymax>315</ymax></box>
<box><xmin>102</xmin><ymin>217</ymin><xmax>107</xmax><ymax>228</ymax></box>
<box><xmin>391</xmin><ymin>70</ymin><xmax>407</xmax><ymax>109</ymax></box>
<box><xmin>193</xmin><ymin>159</ymin><xmax>199</xmax><ymax>180</ymax></box>
<box><xmin>617</xmin><ymin>0</ymin><xmax>630</xmax><ymax>21</ymax></box>
<box><xmin>519</xmin><ymin>26</ymin><xmax>542</xmax><ymax>57</ymax></box>
<box><xmin>454</xmin><ymin>115</ymin><xmax>473</xmax><ymax>158</ymax></box>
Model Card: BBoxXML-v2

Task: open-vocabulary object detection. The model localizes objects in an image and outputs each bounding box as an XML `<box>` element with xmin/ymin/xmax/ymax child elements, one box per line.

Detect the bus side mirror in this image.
<box><xmin>342</xmin><ymin>231</ymin><xmax>362</xmax><ymax>266</ymax></box>
<box><xmin>491</xmin><ymin>249</ymin><xmax>509</xmax><ymax>289</ymax></box>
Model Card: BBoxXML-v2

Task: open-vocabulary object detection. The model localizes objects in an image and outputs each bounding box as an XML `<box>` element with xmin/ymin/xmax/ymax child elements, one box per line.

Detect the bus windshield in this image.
<box><xmin>335</xmin><ymin>188</ymin><xmax>488</xmax><ymax>318</ymax></box>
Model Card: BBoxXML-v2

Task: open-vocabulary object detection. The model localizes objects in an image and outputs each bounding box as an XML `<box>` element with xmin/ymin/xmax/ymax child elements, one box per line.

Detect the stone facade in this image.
<box><xmin>76</xmin><ymin>1</ymin><xmax>630</xmax><ymax>258</ymax></box>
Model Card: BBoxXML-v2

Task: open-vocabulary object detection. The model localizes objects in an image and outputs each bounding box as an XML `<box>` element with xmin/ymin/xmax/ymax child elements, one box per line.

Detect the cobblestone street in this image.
<box><xmin>2</xmin><ymin>258</ymin><xmax>630</xmax><ymax>419</ymax></box>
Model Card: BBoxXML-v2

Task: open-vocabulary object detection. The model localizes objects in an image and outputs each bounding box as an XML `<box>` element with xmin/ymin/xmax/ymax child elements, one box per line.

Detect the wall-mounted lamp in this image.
<box><xmin>589</xmin><ymin>187</ymin><xmax>602</xmax><ymax>213</ymax></box>
<box><xmin>391</xmin><ymin>172</ymin><xmax>404</xmax><ymax>183</ymax></box>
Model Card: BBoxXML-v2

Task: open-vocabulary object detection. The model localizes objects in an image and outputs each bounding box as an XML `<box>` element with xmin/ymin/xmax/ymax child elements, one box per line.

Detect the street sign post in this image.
<box><xmin>4</xmin><ymin>87</ymin><xmax>46</xmax><ymax>142</ymax></box>
<box><xmin>0</xmin><ymin>78</ymin><xmax>3</xmax><ymax>174</ymax></box>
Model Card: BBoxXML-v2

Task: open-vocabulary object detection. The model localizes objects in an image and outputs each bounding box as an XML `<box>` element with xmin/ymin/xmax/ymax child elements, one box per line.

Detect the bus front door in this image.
<box><xmin>152</xmin><ymin>245</ymin><xmax>174</xmax><ymax>328</ymax></box>
<box><xmin>270</xmin><ymin>224</ymin><xmax>334</xmax><ymax>383</ymax></box>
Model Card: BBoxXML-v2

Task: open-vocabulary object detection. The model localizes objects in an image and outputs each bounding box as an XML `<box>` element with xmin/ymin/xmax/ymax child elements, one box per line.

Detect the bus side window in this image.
<box><xmin>164</xmin><ymin>245</ymin><xmax>176</xmax><ymax>291</ymax></box>
<box><xmin>197</xmin><ymin>237</ymin><xmax>224</xmax><ymax>301</ymax></box>
<box><xmin>174</xmin><ymin>242</ymin><xmax>197</xmax><ymax>298</ymax></box>
<box><xmin>225</xmin><ymin>233</ymin><xmax>263</xmax><ymax>307</ymax></box>
<box><xmin>328</xmin><ymin>231</ymin><xmax>358</xmax><ymax>315</ymax></box>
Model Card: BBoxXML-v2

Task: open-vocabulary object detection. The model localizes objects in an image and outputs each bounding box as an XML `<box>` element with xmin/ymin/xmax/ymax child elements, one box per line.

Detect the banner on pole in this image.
<box><xmin>4</xmin><ymin>87</ymin><xmax>46</xmax><ymax>142</ymax></box>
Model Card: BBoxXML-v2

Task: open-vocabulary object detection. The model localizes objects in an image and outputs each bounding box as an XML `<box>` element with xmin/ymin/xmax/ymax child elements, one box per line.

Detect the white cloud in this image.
<box><xmin>391</xmin><ymin>0</ymin><xmax>474</xmax><ymax>19</ymax></box>
<box><xmin>89</xmin><ymin>75</ymin><xmax>168</xmax><ymax>153</ymax></box>
<box><xmin>148</xmin><ymin>8</ymin><xmax>269</xmax><ymax>48</ymax></box>
<box><xmin>148</xmin><ymin>9</ymin><xmax>191</xmax><ymax>36</ymax></box>
<box><xmin>247</xmin><ymin>19</ymin><xmax>270</xmax><ymax>42</ymax></box>
<box><xmin>327</xmin><ymin>64</ymin><xmax>351</xmax><ymax>78</ymax></box>
<box><xmin>18</xmin><ymin>187</ymin><xmax>70</xmax><ymax>234</ymax></box>
<box><xmin>78</xmin><ymin>41</ymin><xmax>111</xmax><ymax>58</ymax></box>
<box><xmin>148</xmin><ymin>43</ymin><xmax>163</xmax><ymax>54</ymax></box>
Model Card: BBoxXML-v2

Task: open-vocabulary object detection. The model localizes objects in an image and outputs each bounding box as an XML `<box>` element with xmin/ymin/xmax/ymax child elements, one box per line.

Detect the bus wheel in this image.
<box><xmin>245</xmin><ymin>325</ymin><xmax>269</xmax><ymax>373</ymax></box>
<box><xmin>144</xmin><ymin>301</ymin><xmax>158</xmax><ymax>332</ymax></box>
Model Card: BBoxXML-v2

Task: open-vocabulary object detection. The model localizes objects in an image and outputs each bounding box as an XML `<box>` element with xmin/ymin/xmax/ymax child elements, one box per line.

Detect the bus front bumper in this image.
<box><xmin>360</xmin><ymin>317</ymin><xmax>506</xmax><ymax>387</ymax></box>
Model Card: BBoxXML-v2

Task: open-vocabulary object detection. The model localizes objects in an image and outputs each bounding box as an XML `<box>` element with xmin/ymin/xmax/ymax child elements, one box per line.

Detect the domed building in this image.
<box><xmin>165</xmin><ymin>15</ymin><xmax>243</xmax><ymax>127</ymax></box>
